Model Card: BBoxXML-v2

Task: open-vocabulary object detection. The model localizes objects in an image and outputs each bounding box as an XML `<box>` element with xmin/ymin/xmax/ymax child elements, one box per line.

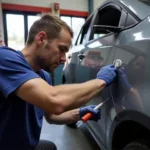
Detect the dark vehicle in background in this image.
<box><xmin>62</xmin><ymin>0</ymin><xmax>150</xmax><ymax>150</ymax></box>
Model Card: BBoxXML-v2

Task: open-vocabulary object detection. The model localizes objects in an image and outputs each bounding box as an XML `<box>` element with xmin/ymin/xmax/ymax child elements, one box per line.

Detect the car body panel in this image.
<box><xmin>112</xmin><ymin>16</ymin><xmax>150</xmax><ymax>116</ymax></box>
<box><xmin>119</xmin><ymin>0</ymin><xmax>150</xmax><ymax>20</ymax></box>
<box><xmin>62</xmin><ymin>0</ymin><xmax>150</xmax><ymax>149</ymax></box>
<box><xmin>106</xmin><ymin>16</ymin><xmax>150</xmax><ymax>149</ymax></box>
<box><xmin>75</xmin><ymin>32</ymin><xmax>124</xmax><ymax>146</ymax></box>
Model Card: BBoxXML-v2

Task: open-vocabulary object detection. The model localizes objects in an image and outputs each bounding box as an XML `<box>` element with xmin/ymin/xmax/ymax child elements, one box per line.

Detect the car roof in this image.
<box><xmin>95</xmin><ymin>0</ymin><xmax>150</xmax><ymax>20</ymax></box>
<box><xmin>117</xmin><ymin>0</ymin><xmax>150</xmax><ymax>20</ymax></box>
<box><xmin>84</xmin><ymin>0</ymin><xmax>150</xmax><ymax>30</ymax></box>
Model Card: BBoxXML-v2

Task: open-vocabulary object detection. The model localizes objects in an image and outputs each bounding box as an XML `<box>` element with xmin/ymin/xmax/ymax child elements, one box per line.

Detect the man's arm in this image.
<box><xmin>44</xmin><ymin>104</ymin><xmax>101</xmax><ymax>124</ymax></box>
<box><xmin>44</xmin><ymin>109</ymin><xmax>80</xmax><ymax>125</ymax></box>
<box><xmin>16</xmin><ymin>78</ymin><xmax>105</xmax><ymax>115</ymax></box>
<box><xmin>15</xmin><ymin>65</ymin><xmax>116</xmax><ymax>115</ymax></box>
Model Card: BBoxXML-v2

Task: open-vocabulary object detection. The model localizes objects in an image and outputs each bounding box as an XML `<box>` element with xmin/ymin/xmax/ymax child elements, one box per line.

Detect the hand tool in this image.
<box><xmin>77</xmin><ymin>98</ymin><xmax>109</xmax><ymax>128</ymax></box>
<box><xmin>113</xmin><ymin>59</ymin><xmax>122</xmax><ymax>68</ymax></box>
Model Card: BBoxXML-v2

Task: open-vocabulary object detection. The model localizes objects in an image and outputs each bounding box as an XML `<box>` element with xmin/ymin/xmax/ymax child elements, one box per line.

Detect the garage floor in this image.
<box><xmin>40</xmin><ymin>119</ymin><xmax>100</xmax><ymax>150</ymax></box>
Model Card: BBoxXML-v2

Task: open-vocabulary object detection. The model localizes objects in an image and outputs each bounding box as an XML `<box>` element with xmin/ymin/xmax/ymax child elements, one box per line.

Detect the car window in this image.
<box><xmin>125</xmin><ymin>13</ymin><xmax>139</xmax><ymax>28</ymax></box>
<box><xmin>139</xmin><ymin>0</ymin><xmax>150</xmax><ymax>6</ymax></box>
<box><xmin>75</xmin><ymin>16</ymin><xmax>93</xmax><ymax>45</ymax></box>
<box><xmin>90</xmin><ymin>5</ymin><xmax>122</xmax><ymax>40</ymax></box>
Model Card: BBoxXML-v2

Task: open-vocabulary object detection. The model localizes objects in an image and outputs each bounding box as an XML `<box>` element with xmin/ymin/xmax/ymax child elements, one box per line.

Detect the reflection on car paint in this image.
<box><xmin>62</xmin><ymin>0</ymin><xmax>150</xmax><ymax>149</ymax></box>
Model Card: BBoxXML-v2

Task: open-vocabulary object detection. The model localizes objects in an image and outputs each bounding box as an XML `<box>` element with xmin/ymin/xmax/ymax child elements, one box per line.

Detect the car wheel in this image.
<box><xmin>123</xmin><ymin>140</ymin><xmax>150</xmax><ymax>150</ymax></box>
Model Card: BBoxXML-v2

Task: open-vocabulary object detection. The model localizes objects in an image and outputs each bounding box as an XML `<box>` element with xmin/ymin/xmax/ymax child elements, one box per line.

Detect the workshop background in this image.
<box><xmin>0</xmin><ymin>0</ymin><xmax>105</xmax><ymax>150</ymax></box>
<box><xmin>0</xmin><ymin>0</ymin><xmax>105</xmax><ymax>86</ymax></box>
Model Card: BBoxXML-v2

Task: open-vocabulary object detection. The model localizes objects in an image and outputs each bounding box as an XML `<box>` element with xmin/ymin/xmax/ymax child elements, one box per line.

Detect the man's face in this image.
<box><xmin>36</xmin><ymin>28</ymin><xmax>72</xmax><ymax>72</ymax></box>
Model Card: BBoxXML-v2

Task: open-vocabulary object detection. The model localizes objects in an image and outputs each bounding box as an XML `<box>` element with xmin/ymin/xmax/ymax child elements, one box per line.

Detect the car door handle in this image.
<box><xmin>77</xmin><ymin>54</ymin><xmax>85</xmax><ymax>60</ymax></box>
<box><xmin>67</xmin><ymin>55</ymin><xmax>71</xmax><ymax>59</ymax></box>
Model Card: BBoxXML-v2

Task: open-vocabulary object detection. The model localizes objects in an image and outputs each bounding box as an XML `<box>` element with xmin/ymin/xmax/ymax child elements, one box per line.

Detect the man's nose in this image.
<box><xmin>60</xmin><ymin>54</ymin><xmax>66</xmax><ymax>64</ymax></box>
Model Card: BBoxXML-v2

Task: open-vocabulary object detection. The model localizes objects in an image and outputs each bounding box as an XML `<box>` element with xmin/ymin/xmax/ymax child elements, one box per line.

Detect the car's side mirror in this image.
<box><xmin>93</xmin><ymin>25</ymin><xmax>123</xmax><ymax>33</ymax></box>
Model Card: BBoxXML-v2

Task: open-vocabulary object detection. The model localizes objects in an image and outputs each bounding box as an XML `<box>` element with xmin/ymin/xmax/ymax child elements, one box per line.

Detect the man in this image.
<box><xmin>0</xmin><ymin>14</ymin><xmax>117</xmax><ymax>150</ymax></box>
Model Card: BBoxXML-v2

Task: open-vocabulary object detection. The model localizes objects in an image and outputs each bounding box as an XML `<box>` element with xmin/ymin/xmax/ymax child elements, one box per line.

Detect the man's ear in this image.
<box><xmin>35</xmin><ymin>31</ymin><xmax>46</xmax><ymax>46</ymax></box>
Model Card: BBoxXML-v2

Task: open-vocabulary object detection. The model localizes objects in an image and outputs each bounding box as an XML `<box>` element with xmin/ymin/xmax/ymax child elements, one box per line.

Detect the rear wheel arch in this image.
<box><xmin>108</xmin><ymin>110</ymin><xmax>150</xmax><ymax>150</ymax></box>
<box><xmin>122</xmin><ymin>139</ymin><xmax>150</xmax><ymax>150</ymax></box>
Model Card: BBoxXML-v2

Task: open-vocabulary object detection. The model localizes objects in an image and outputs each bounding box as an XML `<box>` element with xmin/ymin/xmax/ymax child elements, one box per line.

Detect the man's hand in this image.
<box><xmin>79</xmin><ymin>105</ymin><xmax>101</xmax><ymax>122</ymax></box>
<box><xmin>96</xmin><ymin>64</ymin><xmax>117</xmax><ymax>86</ymax></box>
<box><xmin>117</xmin><ymin>68</ymin><xmax>132</xmax><ymax>91</ymax></box>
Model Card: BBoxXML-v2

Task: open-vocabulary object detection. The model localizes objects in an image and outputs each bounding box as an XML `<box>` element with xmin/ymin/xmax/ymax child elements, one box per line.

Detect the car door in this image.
<box><xmin>110</xmin><ymin>6</ymin><xmax>149</xmax><ymax>134</ymax></box>
<box><xmin>75</xmin><ymin>3</ymin><xmax>127</xmax><ymax>147</ymax></box>
<box><xmin>64</xmin><ymin>15</ymin><xmax>94</xmax><ymax>84</ymax></box>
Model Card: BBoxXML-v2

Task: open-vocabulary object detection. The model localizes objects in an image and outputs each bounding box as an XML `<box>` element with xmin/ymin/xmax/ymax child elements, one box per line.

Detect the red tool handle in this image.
<box><xmin>81</xmin><ymin>113</ymin><xmax>93</xmax><ymax>122</ymax></box>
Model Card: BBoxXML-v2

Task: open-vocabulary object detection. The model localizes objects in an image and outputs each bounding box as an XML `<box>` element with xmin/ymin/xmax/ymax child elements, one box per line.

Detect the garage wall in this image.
<box><xmin>0</xmin><ymin>0</ymin><xmax>107</xmax><ymax>44</ymax></box>
<box><xmin>0</xmin><ymin>0</ymin><xmax>88</xmax><ymax>43</ymax></box>
<box><xmin>0</xmin><ymin>0</ymin><xmax>88</xmax><ymax>12</ymax></box>
<box><xmin>94</xmin><ymin>0</ymin><xmax>106</xmax><ymax>10</ymax></box>
<box><xmin>1</xmin><ymin>0</ymin><xmax>107</xmax><ymax>13</ymax></box>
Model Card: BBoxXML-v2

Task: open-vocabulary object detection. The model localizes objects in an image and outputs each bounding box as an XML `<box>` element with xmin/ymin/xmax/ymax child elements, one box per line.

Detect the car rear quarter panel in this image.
<box><xmin>119</xmin><ymin>0</ymin><xmax>150</xmax><ymax>20</ymax></box>
<box><xmin>107</xmin><ymin>15</ymin><xmax>150</xmax><ymax>149</ymax></box>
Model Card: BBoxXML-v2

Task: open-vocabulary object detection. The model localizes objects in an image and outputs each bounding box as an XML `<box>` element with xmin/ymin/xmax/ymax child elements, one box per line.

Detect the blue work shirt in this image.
<box><xmin>0</xmin><ymin>46</ymin><xmax>51</xmax><ymax>149</ymax></box>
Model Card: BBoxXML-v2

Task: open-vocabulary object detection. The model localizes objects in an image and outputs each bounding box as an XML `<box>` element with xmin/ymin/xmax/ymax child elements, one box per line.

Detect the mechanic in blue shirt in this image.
<box><xmin>0</xmin><ymin>13</ymin><xmax>117</xmax><ymax>150</ymax></box>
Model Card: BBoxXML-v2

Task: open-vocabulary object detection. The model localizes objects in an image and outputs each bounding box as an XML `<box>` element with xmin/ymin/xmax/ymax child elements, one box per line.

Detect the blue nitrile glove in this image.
<box><xmin>96</xmin><ymin>64</ymin><xmax>117</xmax><ymax>86</ymax></box>
<box><xmin>79</xmin><ymin>105</ymin><xmax>101</xmax><ymax>122</ymax></box>
<box><xmin>117</xmin><ymin>68</ymin><xmax>132</xmax><ymax>91</ymax></box>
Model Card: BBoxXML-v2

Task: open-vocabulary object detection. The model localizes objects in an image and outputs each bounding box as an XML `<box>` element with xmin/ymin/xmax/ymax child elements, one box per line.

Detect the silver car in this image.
<box><xmin>62</xmin><ymin>0</ymin><xmax>150</xmax><ymax>150</ymax></box>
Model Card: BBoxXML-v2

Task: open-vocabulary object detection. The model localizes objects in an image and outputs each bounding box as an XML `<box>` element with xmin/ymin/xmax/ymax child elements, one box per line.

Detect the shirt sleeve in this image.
<box><xmin>39</xmin><ymin>70</ymin><xmax>52</xmax><ymax>85</ymax></box>
<box><xmin>0</xmin><ymin>49</ymin><xmax>40</xmax><ymax>98</ymax></box>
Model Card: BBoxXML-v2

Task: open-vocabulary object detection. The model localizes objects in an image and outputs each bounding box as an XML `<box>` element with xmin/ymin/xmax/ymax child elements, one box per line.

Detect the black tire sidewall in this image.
<box><xmin>123</xmin><ymin>142</ymin><xmax>150</xmax><ymax>150</ymax></box>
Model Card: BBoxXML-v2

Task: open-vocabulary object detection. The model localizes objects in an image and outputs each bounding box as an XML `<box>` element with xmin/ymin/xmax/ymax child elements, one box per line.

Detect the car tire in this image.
<box><xmin>123</xmin><ymin>140</ymin><xmax>150</xmax><ymax>150</ymax></box>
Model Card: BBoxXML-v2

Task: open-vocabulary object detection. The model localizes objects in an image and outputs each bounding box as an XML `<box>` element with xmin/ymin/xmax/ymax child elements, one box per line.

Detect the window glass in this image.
<box><xmin>6</xmin><ymin>14</ymin><xmax>24</xmax><ymax>50</ymax></box>
<box><xmin>91</xmin><ymin>6</ymin><xmax>121</xmax><ymax>40</ymax></box>
<box><xmin>96</xmin><ymin>7</ymin><xmax>121</xmax><ymax>27</ymax></box>
<box><xmin>28</xmin><ymin>15</ymin><xmax>41</xmax><ymax>31</ymax></box>
<box><xmin>61</xmin><ymin>16</ymin><xmax>85</xmax><ymax>45</ymax></box>
<box><xmin>82</xmin><ymin>28</ymin><xmax>88</xmax><ymax>44</ymax></box>
<box><xmin>72</xmin><ymin>17</ymin><xmax>85</xmax><ymax>44</ymax></box>
<box><xmin>93</xmin><ymin>32</ymin><xmax>106</xmax><ymax>39</ymax></box>
<box><xmin>76</xmin><ymin>30</ymin><xmax>82</xmax><ymax>45</ymax></box>
<box><xmin>76</xmin><ymin>17</ymin><xmax>92</xmax><ymax>45</ymax></box>
<box><xmin>61</xmin><ymin>16</ymin><xmax>72</xmax><ymax>27</ymax></box>
<box><xmin>5</xmin><ymin>14</ymin><xmax>85</xmax><ymax>49</ymax></box>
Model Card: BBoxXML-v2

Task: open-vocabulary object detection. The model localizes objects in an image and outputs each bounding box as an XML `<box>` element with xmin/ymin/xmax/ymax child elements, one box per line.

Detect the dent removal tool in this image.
<box><xmin>77</xmin><ymin>59</ymin><xmax>123</xmax><ymax>128</ymax></box>
<box><xmin>77</xmin><ymin>98</ymin><xmax>109</xmax><ymax>128</ymax></box>
<box><xmin>113</xmin><ymin>59</ymin><xmax>122</xmax><ymax>69</ymax></box>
